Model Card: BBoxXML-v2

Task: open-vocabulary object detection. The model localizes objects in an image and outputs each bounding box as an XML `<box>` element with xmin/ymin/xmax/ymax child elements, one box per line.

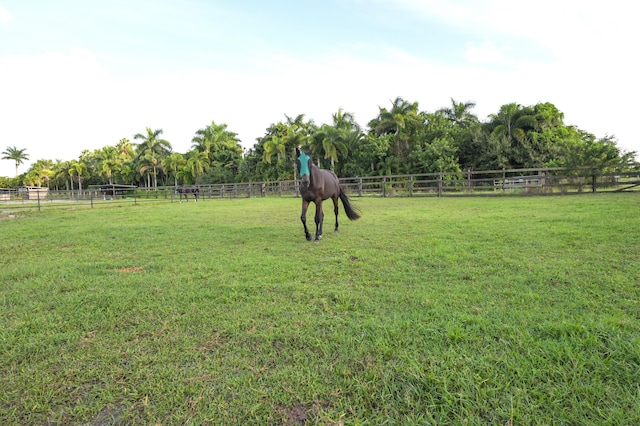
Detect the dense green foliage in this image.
<box><xmin>1</xmin><ymin>98</ymin><xmax>635</xmax><ymax>189</ymax></box>
<box><xmin>1</xmin><ymin>195</ymin><xmax>639</xmax><ymax>424</ymax></box>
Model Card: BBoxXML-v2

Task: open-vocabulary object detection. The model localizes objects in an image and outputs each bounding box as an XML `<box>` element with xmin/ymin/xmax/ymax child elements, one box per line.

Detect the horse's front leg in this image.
<box><xmin>314</xmin><ymin>200</ymin><xmax>324</xmax><ymax>242</ymax></box>
<box><xmin>301</xmin><ymin>200</ymin><xmax>312</xmax><ymax>241</ymax></box>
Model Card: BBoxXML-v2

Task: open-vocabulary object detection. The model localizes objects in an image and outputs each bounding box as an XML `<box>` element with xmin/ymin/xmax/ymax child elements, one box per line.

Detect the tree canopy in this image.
<box><xmin>2</xmin><ymin>99</ymin><xmax>636</xmax><ymax>189</ymax></box>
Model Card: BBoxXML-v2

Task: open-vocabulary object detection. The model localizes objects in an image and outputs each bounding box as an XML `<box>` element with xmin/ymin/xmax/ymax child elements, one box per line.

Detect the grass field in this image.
<box><xmin>1</xmin><ymin>194</ymin><xmax>639</xmax><ymax>425</ymax></box>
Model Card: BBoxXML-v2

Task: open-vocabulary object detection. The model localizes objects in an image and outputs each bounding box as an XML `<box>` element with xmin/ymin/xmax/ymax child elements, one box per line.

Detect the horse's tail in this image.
<box><xmin>339</xmin><ymin>187</ymin><xmax>361</xmax><ymax>221</ymax></box>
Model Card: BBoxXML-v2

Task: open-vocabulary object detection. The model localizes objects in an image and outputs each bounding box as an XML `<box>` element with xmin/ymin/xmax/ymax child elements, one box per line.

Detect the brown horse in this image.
<box><xmin>177</xmin><ymin>186</ymin><xmax>199</xmax><ymax>202</ymax></box>
<box><xmin>296</xmin><ymin>148</ymin><xmax>360</xmax><ymax>242</ymax></box>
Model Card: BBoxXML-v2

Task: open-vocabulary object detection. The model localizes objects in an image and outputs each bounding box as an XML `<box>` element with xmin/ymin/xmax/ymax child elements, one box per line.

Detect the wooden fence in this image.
<box><xmin>1</xmin><ymin>166</ymin><xmax>639</xmax><ymax>213</ymax></box>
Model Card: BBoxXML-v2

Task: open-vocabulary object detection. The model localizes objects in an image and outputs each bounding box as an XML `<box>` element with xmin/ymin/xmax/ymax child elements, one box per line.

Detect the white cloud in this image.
<box><xmin>1</xmin><ymin>39</ymin><xmax>638</xmax><ymax>178</ymax></box>
<box><xmin>1</xmin><ymin>1</ymin><xmax>639</xmax><ymax>177</ymax></box>
<box><xmin>383</xmin><ymin>0</ymin><xmax>639</xmax><ymax>61</ymax></box>
<box><xmin>0</xmin><ymin>6</ymin><xmax>12</xmax><ymax>24</ymax></box>
<box><xmin>464</xmin><ymin>41</ymin><xmax>510</xmax><ymax>64</ymax></box>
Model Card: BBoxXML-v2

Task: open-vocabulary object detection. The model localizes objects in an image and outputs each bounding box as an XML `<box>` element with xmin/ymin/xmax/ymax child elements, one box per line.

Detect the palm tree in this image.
<box><xmin>283</xmin><ymin>131</ymin><xmax>307</xmax><ymax>179</ymax></box>
<box><xmin>368</xmin><ymin>97</ymin><xmax>421</xmax><ymax>162</ymax></box>
<box><xmin>50</xmin><ymin>160</ymin><xmax>67</xmax><ymax>190</ymax></box>
<box><xmin>138</xmin><ymin>153</ymin><xmax>165</xmax><ymax>189</ymax></box>
<box><xmin>114</xmin><ymin>138</ymin><xmax>135</xmax><ymax>184</ymax></box>
<box><xmin>163</xmin><ymin>153</ymin><xmax>186</xmax><ymax>187</ymax></box>
<box><xmin>186</xmin><ymin>151</ymin><xmax>209</xmax><ymax>182</ymax></box>
<box><xmin>69</xmin><ymin>160</ymin><xmax>88</xmax><ymax>196</ymax></box>
<box><xmin>369</xmin><ymin>97</ymin><xmax>419</xmax><ymax>136</ymax></box>
<box><xmin>134</xmin><ymin>127</ymin><xmax>172</xmax><ymax>189</ymax></box>
<box><xmin>118</xmin><ymin>163</ymin><xmax>138</xmax><ymax>186</ymax></box>
<box><xmin>192</xmin><ymin>121</ymin><xmax>240</xmax><ymax>160</ymax></box>
<box><xmin>2</xmin><ymin>146</ymin><xmax>29</xmax><ymax>177</ymax></box>
<box><xmin>488</xmin><ymin>103</ymin><xmax>537</xmax><ymax>167</ymax></box>
<box><xmin>94</xmin><ymin>146</ymin><xmax>118</xmax><ymax>185</ymax></box>
<box><xmin>116</xmin><ymin>138</ymin><xmax>134</xmax><ymax>159</ymax></box>
<box><xmin>442</xmin><ymin>98</ymin><xmax>478</xmax><ymax>128</ymax></box>
<box><xmin>263</xmin><ymin>135</ymin><xmax>286</xmax><ymax>164</ymax></box>
<box><xmin>319</xmin><ymin>125</ymin><xmax>347</xmax><ymax>170</ymax></box>
<box><xmin>332</xmin><ymin>108</ymin><xmax>358</xmax><ymax>131</ymax></box>
<box><xmin>32</xmin><ymin>159</ymin><xmax>54</xmax><ymax>187</ymax></box>
<box><xmin>55</xmin><ymin>161</ymin><xmax>73</xmax><ymax>190</ymax></box>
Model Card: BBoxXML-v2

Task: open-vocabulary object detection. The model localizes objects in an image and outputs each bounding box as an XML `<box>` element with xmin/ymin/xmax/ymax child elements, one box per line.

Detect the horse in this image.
<box><xmin>177</xmin><ymin>185</ymin><xmax>199</xmax><ymax>202</ymax></box>
<box><xmin>296</xmin><ymin>148</ymin><xmax>361</xmax><ymax>242</ymax></box>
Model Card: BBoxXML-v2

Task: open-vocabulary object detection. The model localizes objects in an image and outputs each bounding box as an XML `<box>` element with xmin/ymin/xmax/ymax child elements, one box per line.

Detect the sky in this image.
<box><xmin>1</xmin><ymin>0</ymin><xmax>639</xmax><ymax>177</ymax></box>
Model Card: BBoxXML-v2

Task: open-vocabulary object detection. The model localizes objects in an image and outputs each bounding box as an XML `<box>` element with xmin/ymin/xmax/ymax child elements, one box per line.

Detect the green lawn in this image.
<box><xmin>1</xmin><ymin>194</ymin><xmax>639</xmax><ymax>425</ymax></box>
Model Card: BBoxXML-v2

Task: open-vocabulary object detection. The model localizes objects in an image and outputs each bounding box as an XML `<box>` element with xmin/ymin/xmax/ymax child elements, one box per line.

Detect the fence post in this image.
<box><xmin>409</xmin><ymin>175</ymin><xmax>413</xmax><ymax>197</ymax></box>
<box><xmin>37</xmin><ymin>189</ymin><xmax>41</xmax><ymax>211</ymax></box>
<box><xmin>438</xmin><ymin>172</ymin><xmax>443</xmax><ymax>197</ymax></box>
<box><xmin>382</xmin><ymin>177</ymin><xmax>386</xmax><ymax>198</ymax></box>
<box><xmin>134</xmin><ymin>189</ymin><xmax>137</xmax><ymax>205</ymax></box>
<box><xmin>90</xmin><ymin>191</ymin><xmax>94</xmax><ymax>208</ymax></box>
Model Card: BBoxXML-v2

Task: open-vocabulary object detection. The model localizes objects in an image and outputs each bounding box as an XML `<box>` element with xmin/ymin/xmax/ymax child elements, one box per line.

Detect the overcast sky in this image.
<box><xmin>1</xmin><ymin>0</ymin><xmax>638</xmax><ymax>177</ymax></box>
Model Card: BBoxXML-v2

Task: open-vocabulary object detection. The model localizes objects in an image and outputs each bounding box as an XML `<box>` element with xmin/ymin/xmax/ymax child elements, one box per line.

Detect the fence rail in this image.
<box><xmin>2</xmin><ymin>167</ymin><xmax>639</xmax><ymax>214</ymax></box>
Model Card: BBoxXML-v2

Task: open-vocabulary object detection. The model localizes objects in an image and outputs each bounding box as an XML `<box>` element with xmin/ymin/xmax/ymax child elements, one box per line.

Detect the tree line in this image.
<box><xmin>1</xmin><ymin>97</ymin><xmax>636</xmax><ymax>190</ymax></box>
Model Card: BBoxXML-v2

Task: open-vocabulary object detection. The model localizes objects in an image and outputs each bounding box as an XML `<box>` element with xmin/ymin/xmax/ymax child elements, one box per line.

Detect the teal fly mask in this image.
<box><xmin>298</xmin><ymin>152</ymin><xmax>311</xmax><ymax>177</ymax></box>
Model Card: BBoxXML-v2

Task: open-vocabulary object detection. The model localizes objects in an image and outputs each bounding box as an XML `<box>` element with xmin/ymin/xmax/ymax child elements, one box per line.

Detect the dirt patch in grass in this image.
<box><xmin>280</xmin><ymin>402</ymin><xmax>332</xmax><ymax>425</ymax></box>
<box><xmin>89</xmin><ymin>403</ymin><xmax>127</xmax><ymax>426</ymax></box>
<box><xmin>113</xmin><ymin>266</ymin><xmax>144</xmax><ymax>273</ymax></box>
<box><xmin>283</xmin><ymin>403</ymin><xmax>313</xmax><ymax>425</ymax></box>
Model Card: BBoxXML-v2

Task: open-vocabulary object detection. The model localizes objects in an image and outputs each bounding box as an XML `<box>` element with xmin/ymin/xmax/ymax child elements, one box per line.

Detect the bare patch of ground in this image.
<box><xmin>89</xmin><ymin>403</ymin><xmax>127</xmax><ymax>426</ymax></box>
<box><xmin>113</xmin><ymin>267</ymin><xmax>144</xmax><ymax>273</ymax></box>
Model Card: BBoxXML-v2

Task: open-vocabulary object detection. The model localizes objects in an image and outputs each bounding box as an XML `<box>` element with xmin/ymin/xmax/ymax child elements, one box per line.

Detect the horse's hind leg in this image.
<box><xmin>332</xmin><ymin>195</ymin><xmax>339</xmax><ymax>233</ymax></box>
<box><xmin>314</xmin><ymin>200</ymin><xmax>324</xmax><ymax>242</ymax></box>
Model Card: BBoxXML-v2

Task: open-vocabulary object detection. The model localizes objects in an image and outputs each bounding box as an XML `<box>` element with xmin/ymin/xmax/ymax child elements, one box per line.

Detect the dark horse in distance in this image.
<box><xmin>296</xmin><ymin>148</ymin><xmax>361</xmax><ymax>242</ymax></box>
<box><xmin>177</xmin><ymin>186</ymin><xmax>199</xmax><ymax>202</ymax></box>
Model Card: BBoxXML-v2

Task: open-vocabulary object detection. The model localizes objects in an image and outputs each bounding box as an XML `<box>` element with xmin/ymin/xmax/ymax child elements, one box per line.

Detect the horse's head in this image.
<box><xmin>296</xmin><ymin>148</ymin><xmax>312</xmax><ymax>188</ymax></box>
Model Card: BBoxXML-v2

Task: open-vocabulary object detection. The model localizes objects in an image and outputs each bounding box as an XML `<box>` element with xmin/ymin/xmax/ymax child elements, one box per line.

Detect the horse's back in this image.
<box><xmin>318</xmin><ymin>169</ymin><xmax>340</xmax><ymax>200</ymax></box>
<box><xmin>179</xmin><ymin>186</ymin><xmax>198</xmax><ymax>193</ymax></box>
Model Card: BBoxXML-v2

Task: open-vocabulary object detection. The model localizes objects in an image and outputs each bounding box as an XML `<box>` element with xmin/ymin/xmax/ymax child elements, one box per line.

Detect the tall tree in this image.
<box><xmin>487</xmin><ymin>103</ymin><xmax>537</xmax><ymax>168</ymax></box>
<box><xmin>24</xmin><ymin>159</ymin><xmax>54</xmax><ymax>187</ymax></box>
<box><xmin>55</xmin><ymin>161</ymin><xmax>74</xmax><ymax>190</ymax></box>
<box><xmin>368</xmin><ymin>97</ymin><xmax>421</xmax><ymax>170</ymax></box>
<box><xmin>442</xmin><ymin>98</ymin><xmax>478</xmax><ymax>128</ymax></box>
<box><xmin>116</xmin><ymin>137</ymin><xmax>134</xmax><ymax>158</ymax></box>
<box><xmin>263</xmin><ymin>135</ymin><xmax>286</xmax><ymax>164</ymax></box>
<box><xmin>69</xmin><ymin>160</ymin><xmax>88</xmax><ymax>195</ymax></box>
<box><xmin>192</xmin><ymin>121</ymin><xmax>243</xmax><ymax>183</ymax></box>
<box><xmin>94</xmin><ymin>146</ymin><xmax>118</xmax><ymax>185</ymax></box>
<box><xmin>134</xmin><ymin>127</ymin><xmax>171</xmax><ymax>189</ymax></box>
<box><xmin>138</xmin><ymin>153</ymin><xmax>165</xmax><ymax>189</ymax></box>
<box><xmin>319</xmin><ymin>124</ymin><xmax>347</xmax><ymax>170</ymax></box>
<box><xmin>2</xmin><ymin>146</ymin><xmax>29</xmax><ymax>177</ymax></box>
<box><xmin>163</xmin><ymin>153</ymin><xmax>186</xmax><ymax>187</ymax></box>
<box><xmin>185</xmin><ymin>151</ymin><xmax>209</xmax><ymax>182</ymax></box>
<box><xmin>51</xmin><ymin>160</ymin><xmax>69</xmax><ymax>190</ymax></box>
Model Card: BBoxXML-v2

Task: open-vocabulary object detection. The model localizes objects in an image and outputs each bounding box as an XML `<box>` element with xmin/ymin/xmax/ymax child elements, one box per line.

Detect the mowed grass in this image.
<box><xmin>1</xmin><ymin>194</ymin><xmax>639</xmax><ymax>425</ymax></box>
